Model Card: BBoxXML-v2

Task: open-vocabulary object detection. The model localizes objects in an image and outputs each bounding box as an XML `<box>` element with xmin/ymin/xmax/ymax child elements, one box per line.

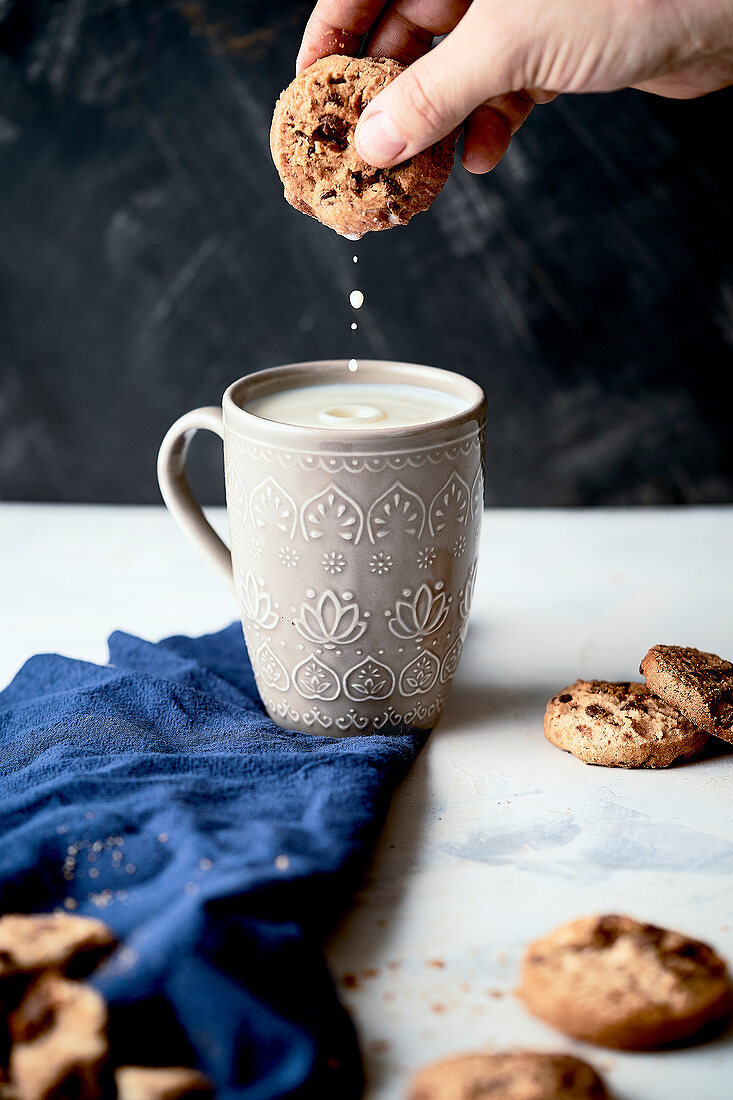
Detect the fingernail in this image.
<box><xmin>356</xmin><ymin>112</ymin><xmax>407</xmax><ymax>164</ymax></box>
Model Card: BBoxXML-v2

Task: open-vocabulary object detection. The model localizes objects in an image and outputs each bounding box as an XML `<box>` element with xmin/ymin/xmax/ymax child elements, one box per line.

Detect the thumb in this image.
<box><xmin>355</xmin><ymin>25</ymin><xmax>507</xmax><ymax>167</ymax></box>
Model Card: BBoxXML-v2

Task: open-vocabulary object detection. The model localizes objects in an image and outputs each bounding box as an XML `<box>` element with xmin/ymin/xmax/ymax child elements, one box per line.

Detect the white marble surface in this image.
<box><xmin>2</xmin><ymin>504</ymin><xmax>732</xmax><ymax>1100</ymax></box>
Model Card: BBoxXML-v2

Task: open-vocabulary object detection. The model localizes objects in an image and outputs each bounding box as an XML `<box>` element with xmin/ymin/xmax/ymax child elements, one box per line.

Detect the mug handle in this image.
<box><xmin>157</xmin><ymin>407</ymin><xmax>235</xmax><ymax>593</ymax></box>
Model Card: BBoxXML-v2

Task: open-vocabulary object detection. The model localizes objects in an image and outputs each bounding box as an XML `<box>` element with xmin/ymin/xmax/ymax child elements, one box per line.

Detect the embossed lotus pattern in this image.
<box><xmin>388</xmin><ymin>583</ymin><xmax>449</xmax><ymax>640</ymax></box>
<box><xmin>294</xmin><ymin>590</ymin><xmax>367</xmax><ymax>649</ymax></box>
<box><xmin>238</xmin><ymin>570</ymin><xmax>279</xmax><ymax>630</ymax></box>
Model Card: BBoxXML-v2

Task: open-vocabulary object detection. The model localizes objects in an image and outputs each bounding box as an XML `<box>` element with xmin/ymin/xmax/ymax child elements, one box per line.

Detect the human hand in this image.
<box><xmin>296</xmin><ymin>0</ymin><xmax>733</xmax><ymax>173</ymax></box>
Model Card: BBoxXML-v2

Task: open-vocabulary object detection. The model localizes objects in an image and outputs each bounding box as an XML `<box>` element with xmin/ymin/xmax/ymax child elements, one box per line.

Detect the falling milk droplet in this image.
<box><xmin>352</xmin><ymin>255</ymin><xmax>358</xmax><ymax>263</ymax></box>
<box><xmin>349</xmin><ymin>290</ymin><xmax>364</xmax><ymax>309</ymax></box>
<box><xmin>351</xmin><ymin>322</ymin><xmax>357</xmax><ymax>330</ymax></box>
<box><xmin>348</xmin><ymin>359</ymin><xmax>358</xmax><ymax>372</ymax></box>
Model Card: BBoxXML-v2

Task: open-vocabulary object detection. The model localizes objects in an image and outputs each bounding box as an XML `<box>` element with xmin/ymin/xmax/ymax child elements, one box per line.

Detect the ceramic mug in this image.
<box><xmin>157</xmin><ymin>360</ymin><xmax>486</xmax><ymax>735</ymax></box>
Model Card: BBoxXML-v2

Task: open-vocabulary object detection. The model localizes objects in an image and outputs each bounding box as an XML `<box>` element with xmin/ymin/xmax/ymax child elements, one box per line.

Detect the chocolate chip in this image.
<box><xmin>592</xmin><ymin>915</ymin><xmax>624</xmax><ymax>946</ymax></box>
<box><xmin>558</xmin><ymin>693</ymin><xmax>573</xmax><ymax>703</ymax></box>
<box><xmin>313</xmin><ymin>114</ymin><xmax>349</xmax><ymax>150</ymax></box>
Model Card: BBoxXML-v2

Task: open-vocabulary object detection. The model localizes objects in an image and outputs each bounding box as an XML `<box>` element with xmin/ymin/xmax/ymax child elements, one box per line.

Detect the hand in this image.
<box><xmin>296</xmin><ymin>0</ymin><xmax>733</xmax><ymax>173</ymax></box>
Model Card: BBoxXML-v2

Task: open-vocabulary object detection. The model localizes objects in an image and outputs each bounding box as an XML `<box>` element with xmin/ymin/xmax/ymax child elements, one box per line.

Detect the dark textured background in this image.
<box><xmin>1</xmin><ymin>0</ymin><xmax>731</xmax><ymax>506</ymax></box>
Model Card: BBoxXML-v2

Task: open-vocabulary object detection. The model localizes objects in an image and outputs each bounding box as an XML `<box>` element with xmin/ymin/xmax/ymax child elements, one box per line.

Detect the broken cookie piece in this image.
<box><xmin>0</xmin><ymin>913</ymin><xmax>117</xmax><ymax>990</ymax></box>
<box><xmin>7</xmin><ymin>974</ymin><xmax>109</xmax><ymax>1100</ymax></box>
<box><xmin>640</xmin><ymin>644</ymin><xmax>733</xmax><ymax>744</ymax></box>
<box><xmin>116</xmin><ymin>1066</ymin><xmax>214</xmax><ymax>1099</ymax></box>
<box><xmin>270</xmin><ymin>55</ymin><xmax>455</xmax><ymax>236</ymax></box>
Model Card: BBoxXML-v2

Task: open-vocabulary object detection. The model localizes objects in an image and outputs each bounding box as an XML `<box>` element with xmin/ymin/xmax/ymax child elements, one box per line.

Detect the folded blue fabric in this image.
<box><xmin>0</xmin><ymin>624</ymin><xmax>425</xmax><ymax>1097</ymax></box>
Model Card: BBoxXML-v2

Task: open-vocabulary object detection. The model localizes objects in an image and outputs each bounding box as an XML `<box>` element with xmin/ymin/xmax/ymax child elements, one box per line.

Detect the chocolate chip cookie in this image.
<box><xmin>270</xmin><ymin>55</ymin><xmax>455</xmax><ymax>236</ymax></box>
<box><xmin>543</xmin><ymin>679</ymin><xmax>708</xmax><ymax>767</ymax></box>
<box><xmin>519</xmin><ymin>914</ymin><xmax>732</xmax><ymax>1049</ymax></box>
<box><xmin>407</xmin><ymin>1051</ymin><xmax>609</xmax><ymax>1100</ymax></box>
<box><xmin>640</xmin><ymin>644</ymin><xmax>733</xmax><ymax>744</ymax></box>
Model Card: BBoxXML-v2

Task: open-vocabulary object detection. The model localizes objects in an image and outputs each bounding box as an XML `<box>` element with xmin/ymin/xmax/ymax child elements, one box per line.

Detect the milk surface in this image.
<box><xmin>243</xmin><ymin>381</ymin><xmax>469</xmax><ymax>430</ymax></box>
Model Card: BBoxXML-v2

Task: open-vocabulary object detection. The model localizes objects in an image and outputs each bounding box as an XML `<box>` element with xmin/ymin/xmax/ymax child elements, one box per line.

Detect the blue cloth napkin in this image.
<box><xmin>0</xmin><ymin>623</ymin><xmax>425</xmax><ymax>1097</ymax></box>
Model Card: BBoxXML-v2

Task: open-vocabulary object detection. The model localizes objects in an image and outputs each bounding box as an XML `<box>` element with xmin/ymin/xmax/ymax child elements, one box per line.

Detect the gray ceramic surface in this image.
<box><xmin>158</xmin><ymin>360</ymin><xmax>487</xmax><ymax>735</ymax></box>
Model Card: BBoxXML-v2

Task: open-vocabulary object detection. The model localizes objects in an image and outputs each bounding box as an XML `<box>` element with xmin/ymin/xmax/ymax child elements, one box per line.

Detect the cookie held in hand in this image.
<box><xmin>407</xmin><ymin>1050</ymin><xmax>609</xmax><ymax>1100</ymax></box>
<box><xmin>518</xmin><ymin>914</ymin><xmax>732</xmax><ymax>1049</ymax></box>
<box><xmin>543</xmin><ymin>679</ymin><xmax>708</xmax><ymax>767</ymax></box>
<box><xmin>270</xmin><ymin>55</ymin><xmax>455</xmax><ymax>236</ymax></box>
<box><xmin>640</xmin><ymin>644</ymin><xmax>733</xmax><ymax>744</ymax></box>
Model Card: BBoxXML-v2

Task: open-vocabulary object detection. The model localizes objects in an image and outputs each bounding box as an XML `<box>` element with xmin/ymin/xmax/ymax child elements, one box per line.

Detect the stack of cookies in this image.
<box><xmin>0</xmin><ymin>913</ymin><xmax>212</xmax><ymax>1099</ymax></box>
<box><xmin>544</xmin><ymin>644</ymin><xmax>733</xmax><ymax>769</ymax></box>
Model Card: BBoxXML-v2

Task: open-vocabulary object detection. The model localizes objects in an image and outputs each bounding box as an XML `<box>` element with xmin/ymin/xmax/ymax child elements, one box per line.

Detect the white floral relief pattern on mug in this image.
<box><xmin>335</xmin><ymin>708</ymin><xmax>371</xmax><ymax>732</ymax></box>
<box><xmin>300</xmin><ymin>706</ymin><xmax>334</xmax><ymax>730</ymax></box>
<box><xmin>255</xmin><ymin>643</ymin><xmax>290</xmax><ymax>692</ymax></box>
<box><xmin>225</xmin><ymin>460</ymin><xmax>247</xmax><ymax>539</ymax></box>
<box><xmin>388</xmin><ymin>583</ymin><xmax>449</xmax><ymax>640</ymax></box>
<box><xmin>292</xmin><ymin>654</ymin><xmax>340</xmax><ymax>701</ymax></box>
<box><xmin>301</xmin><ymin>485</ymin><xmax>364</xmax><ymax>544</ymax></box>
<box><xmin>429</xmin><ymin>472</ymin><xmax>471</xmax><ymax>535</ymax></box>
<box><xmin>227</xmin><ymin>431</ymin><xmax>481</xmax><ymax>473</ymax></box>
<box><xmin>260</xmin><ymin>689</ymin><xmax>300</xmax><ymax>725</ymax></box>
<box><xmin>238</xmin><ymin>570</ymin><xmax>279</xmax><ymax>630</ymax></box>
<box><xmin>294</xmin><ymin>590</ymin><xmax>367</xmax><ymax>649</ymax></box>
<box><xmin>343</xmin><ymin>657</ymin><xmax>395</xmax><ymax>701</ymax></box>
<box><xmin>440</xmin><ymin>636</ymin><xmax>464</xmax><ymax>684</ymax></box>
<box><xmin>367</xmin><ymin>482</ymin><xmax>425</xmax><ymax>543</ymax></box>
<box><xmin>224</xmin><ymin>419</ymin><xmax>486</xmax><ymax>734</ymax></box>
<box><xmin>458</xmin><ymin>560</ymin><xmax>478</xmax><ymax>623</ymax></box>
<box><xmin>398</xmin><ymin>651</ymin><xmax>440</xmax><ymax>696</ymax></box>
<box><xmin>470</xmin><ymin>467</ymin><xmax>483</xmax><ymax>516</ymax></box>
<box><xmin>369</xmin><ymin>551</ymin><xmax>393</xmax><ymax>575</ymax></box>
<box><xmin>416</xmin><ymin>546</ymin><xmax>436</xmax><ymax>570</ymax></box>
<box><xmin>250</xmin><ymin>477</ymin><xmax>297</xmax><ymax>539</ymax></box>
<box><xmin>321</xmin><ymin>551</ymin><xmax>346</xmax><ymax>575</ymax></box>
<box><xmin>278</xmin><ymin>546</ymin><xmax>299</xmax><ymax>569</ymax></box>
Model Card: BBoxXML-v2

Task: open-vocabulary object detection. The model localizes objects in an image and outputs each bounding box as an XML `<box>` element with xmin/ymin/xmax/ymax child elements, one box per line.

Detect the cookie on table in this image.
<box><xmin>543</xmin><ymin>679</ymin><xmax>708</xmax><ymax>768</ymax></box>
<box><xmin>270</xmin><ymin>55</ymin><xmax>455</xmax><ymax>236</ymax></box>
<box><xmin>407</xmin><ymin>1050</ymin><xmax>609</xmax><ymax>1100</ymax></box>
<box><xmin>519</xmin><ymin>914</ymin><xmax>732</xmax><ymax>1049</ymax></box>
<box><xmin>640</xmin><ymin>644</ymin><xmax>733</xmax><ymax>744</ymax></box>
<box><xmin>116</xmin><ymin>1066</ymin><xmax>214</xmax><ymax>1099</ymax></box>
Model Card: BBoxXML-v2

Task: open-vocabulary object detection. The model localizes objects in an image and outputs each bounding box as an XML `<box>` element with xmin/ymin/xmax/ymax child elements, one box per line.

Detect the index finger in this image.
<box><xmin>296</xmin><ymin>0</ymin><xmax>387</xmax><ymax>72</ymax></box>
